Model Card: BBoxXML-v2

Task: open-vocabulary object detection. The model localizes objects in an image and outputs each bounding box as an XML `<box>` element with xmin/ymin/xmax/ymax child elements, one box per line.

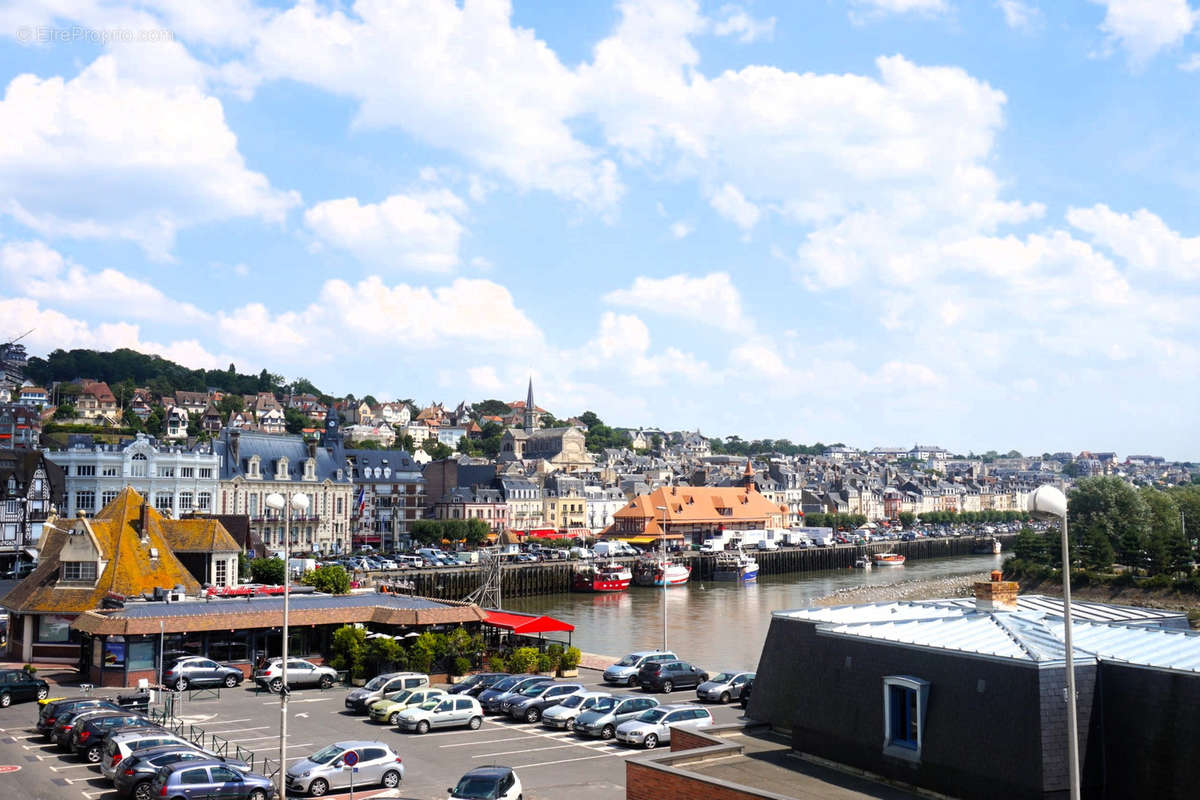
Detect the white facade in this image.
<box><xmin>584</xmin><ymin>486</ymin><xmax>627</xmax><ymax>533</ymax></box>
<box><xmin>49</xmin><ymin>434</ymin><xmax>220</xmax><ymax>518</ymax></box>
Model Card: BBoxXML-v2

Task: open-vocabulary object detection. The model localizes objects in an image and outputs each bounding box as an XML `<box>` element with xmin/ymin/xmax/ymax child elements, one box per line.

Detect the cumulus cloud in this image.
<box><xmin>604</xmin><ymin>272</ymin><xmax>751</xmax><ymax>332</ymax></box>
<box><xmin>1093</xmin><ymin>0</ymin><xmax>1198</xmax><ymax>66</ymax></box>
<box><xmin>1067</xmin><ymin>204</ymin><xmax>1200</xmax><ymax>279</ymax></box>
<box><xmin>0</xmin><ymin>50</ymin><xmax>298</xmax><ymax>258</ymax></box>
<box><xmin>996</xmin><ymin>0</ymin><xmax>1041</xmax><ymax>31</ymax></box>
<box><xmin>712</xmin><ymin>5</ymin><xmax>776</xmax><ymax>42</ymax></box>
<box><xmin>304</xmin><ymin>189</ymin><xmax>469</xmax><ymax>272</ymax></box>
<box><xmin>708</xmin><ymin>184</ymin><xmax>761</xmax><ymax>231</ymax></box>
<box><xmin>847</xmin><ymin>0</ymin><xmax>950</xmax><ymax>23</ymax></box>
<box><xmin>0</xmin><ymin>240</ymin><xmax>208</xmax><ymax>323</ymax></box>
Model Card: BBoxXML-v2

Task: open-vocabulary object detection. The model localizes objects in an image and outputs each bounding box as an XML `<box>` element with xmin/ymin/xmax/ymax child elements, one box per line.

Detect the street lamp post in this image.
<box><xmin>265</xmin><ymin>491</ymin><xmax>310</xmax><ymax>799</ymax></box>
<box><xmin>1026</xmin><ymin>485</ymin><xmax>1078</xmax><ymax>800</ymax></box>
<box><xmin>656</xmin><ymin>505</ymin><xmax>668</xmax><ymax>651</ymax></box>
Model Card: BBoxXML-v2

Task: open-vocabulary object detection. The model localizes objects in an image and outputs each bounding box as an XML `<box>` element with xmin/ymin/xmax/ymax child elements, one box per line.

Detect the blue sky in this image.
<box><xmin>1</xmin><ymin>1</ymin><xmax>1198</xmax><ymax>459</ymax></box>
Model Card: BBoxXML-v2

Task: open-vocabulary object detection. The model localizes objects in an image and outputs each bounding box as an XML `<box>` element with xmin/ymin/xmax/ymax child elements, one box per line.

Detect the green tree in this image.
<box><xmin>121</xmin><ymin>407</ymin><xmax>143</xmax><ymax>431</ymax></box>
<box><xmin>218</xmin><ymin>394</ymin><xmax>244</xmax><ymax>422</ymax></box>
<box><xmin>283</xmin><ymin>407</ymin><xmax>308</xmax><ymax>434</ymax></box>
<box><xmin>407</xmin><ymin>632</ymin><xmax>439</xmax><ymax>673</ymax></box>
<box><xmin>249</xmin><ymin>557</ymin><xmax>286</xmax><ymax>585</ymax></box>
<box><xmin>464</xmin><ymin>518</ymin><xmax>491</xmax><ymax>547</ymax></box>
<box><xmin>411</xmin><ymin>520</ymin><xmax>445</xmax><ymax>547</ymax></box>
<box><xmin>365</xmin><ymin>636</ymin><xmax>406</xmax><ymax>673</ymax></box>
<box><xmin>53</xmin><ymin>403</ymin><xmax>76</xmax><ymax>420</ymax></box>
<box><xmin>474</xmin><ymin>399</ymin><xmax>512</xmax><ymax>417</ymax></box>
<box><xmin>1012</xmin><ymin>528</ymin><xmax>1047</xmax><ymax>563</ymax></box>
<box><xmin>187</xmin><ymin>411</ymin><xmax>203</xmax><ymax>438</ymax></box>
<box><xmin>1078</xmin><ymin>526</ymin><xmax>1115</xmax><ymax>571</ymax></box>
<box><xmin>506</xmin><ymin>646</ymin><xmax>539</xmax><ymax>674</ymax></box>
<box><xmin>1068</xmin><ymin>477</ymin><xmax>1149</xmax><ymax>571</ymax></box>
<box><xmin>301</xmin><ymin>564</ymin><xmax>351</xmax><ymax>594</ymax></box>
<box><xmin>398</xmin><ymin>434</ymin><xmax>415</xmax><ymax>452</ymax></box>
<box><xmin>898</xmin><ymin>512</ymin><xmax>915</xmax><ymax>527</ymax></box>
<box><xmin>330</xmin><ymin>625</ymin><xmax>367</xmax><ymax>679</ymax></box>
<box><xmin>146</xmin><ymin>405</ymin><xmax>166</xmax><ymax>435</ymax></box>
<box><xmin>423</xmin><ymin>438</ymin><xmax>453</xmax><ymax>460</ymax></box>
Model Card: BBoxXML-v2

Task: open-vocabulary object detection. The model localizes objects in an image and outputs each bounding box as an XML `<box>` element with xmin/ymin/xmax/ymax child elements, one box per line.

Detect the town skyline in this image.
<box><xmin>3</xmin><ymin>2</ymin><xmax>1199</xmax><ymax>458</ymax></box>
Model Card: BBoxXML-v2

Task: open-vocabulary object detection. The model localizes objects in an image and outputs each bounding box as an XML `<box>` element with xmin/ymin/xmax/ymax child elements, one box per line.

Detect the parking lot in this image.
<box><xmin>0</xmin><ymin>671</ymin><xmax>748</xmax><ymax>800</ymax></box>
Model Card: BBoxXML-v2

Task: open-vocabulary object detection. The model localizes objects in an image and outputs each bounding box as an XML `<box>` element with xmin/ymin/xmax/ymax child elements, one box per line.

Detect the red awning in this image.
<box><xmin>484</xmin><ymin>610</ymin><xmax>575</xmax><ymax>635</ymax></box>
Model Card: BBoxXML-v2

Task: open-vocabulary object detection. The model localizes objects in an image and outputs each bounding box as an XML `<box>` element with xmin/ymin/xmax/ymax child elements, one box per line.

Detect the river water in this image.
<box><xmin>504</xmin><ymin>553</ymin><xmax>1007</xmax><ymax>672</ymax></box>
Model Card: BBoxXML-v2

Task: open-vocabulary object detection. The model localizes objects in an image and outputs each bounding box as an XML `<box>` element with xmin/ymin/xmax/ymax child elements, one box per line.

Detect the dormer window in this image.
<box><xmin>248</xmin><ymin>455</ymin><xmax>261</xmax><ymax>479</ymax></box>
<box><xmin>276</xmin><ymin>457</ymin><xmax>289</xmax><ymax>480</ymax></box>
<box><xmin>61</xmin><ymin>561</ymin><xmax>98</xmax><ymax>582</ymax></box>
<box><xmin>304</xmin><ymin>458</ymin><xmax>316</xmax><ymax>480</ymax></box>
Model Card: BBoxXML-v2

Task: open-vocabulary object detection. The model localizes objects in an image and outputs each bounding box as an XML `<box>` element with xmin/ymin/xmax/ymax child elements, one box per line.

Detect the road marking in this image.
<box><xmin>199</xmin><ymin>725</ymin><xmax>269</xmax><ymax>735</ymax></box>
<box><xmin>49</xmin><ymin>763</ymin><xmax>96</xmax><ymax>771</ymax></box>
<box><xmin>439</xmin><ymin>735</ymin><xmax>532</xmax><ymax>749</ymax></box>
<box><xmin>512</xmin><ymin>751</ymin><xmax>628</xmax><ymax>768</ymax></box>
<box><xmin>260</xmin><ymin>697</ymin><xmax>331</xmax><ymax>705</ymax></box>
<box><xmin>472</xmin><ymin>742</ymin><xmax>584</xmax><ymax>757</ymax></box>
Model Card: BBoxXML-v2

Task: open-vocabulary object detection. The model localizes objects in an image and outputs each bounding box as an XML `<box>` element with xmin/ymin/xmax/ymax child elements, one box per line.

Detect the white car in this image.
<box><xmin>397</xmin><ymin>696</ymin><xmax>484</xmax><ymax>734</ymax></box>
<box><xmin>615</xmin><ymin>703</ymin><xmax>713</xmax><ymax>749</ymax></box>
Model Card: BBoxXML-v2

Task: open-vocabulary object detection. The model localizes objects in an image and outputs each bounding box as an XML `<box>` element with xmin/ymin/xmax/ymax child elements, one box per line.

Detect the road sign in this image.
<box><xmin>342</xmin><ymin>751</ymin><xmax>359</xmax><ymax>767</ymax></box>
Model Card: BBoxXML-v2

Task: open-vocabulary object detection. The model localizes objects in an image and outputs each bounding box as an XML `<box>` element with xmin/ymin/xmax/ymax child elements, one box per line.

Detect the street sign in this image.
<box><xmin>342</xmin><ymin>751</ymin><xmax>359</xmax><ymax>767</ymax></box>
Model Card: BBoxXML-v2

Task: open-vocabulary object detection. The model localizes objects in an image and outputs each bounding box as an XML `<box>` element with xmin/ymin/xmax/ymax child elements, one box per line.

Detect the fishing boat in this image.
<box><xmin>872</xmin><ymin>552</ymin><xmax>906</xmax><ymax>567</ymax></box>
<box><xmin>632</xmin><ymin>556</ymin><xmax>691</xmax><ymax>587</ymax></box>
<box><xmin>712</xmin><ymin>549</ymin><xmax>759</xmax><ymax>582</ymax></box>
<box><xmin>571</xmin><ymin>561</ymin><xmax>632</xmax><ymax>593</ymax></box>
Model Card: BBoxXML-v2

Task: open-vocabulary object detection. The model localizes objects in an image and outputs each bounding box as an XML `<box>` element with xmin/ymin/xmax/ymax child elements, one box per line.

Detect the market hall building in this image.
<box><xmin>747</xmin><ymin>578</ymin><xmax>1200</xmax><ymax>800</ymax></box>
<box><xmin>0</xmin><ymin>487</ymin><xmax>485</xmax><ymax>687</ymax></box>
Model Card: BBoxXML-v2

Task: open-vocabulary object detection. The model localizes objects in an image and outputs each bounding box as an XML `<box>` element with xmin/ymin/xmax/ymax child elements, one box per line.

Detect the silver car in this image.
<box><xmin>344</xmin><ymin>671</ymin><xmax>429</xmax><ymax>713</ymax></box>
<box><xmin>696</xmin><ymin>671</ymin><xmax>755</xmax><ymax>703</ymax></box>
<box><xmin>396</xmin><ymin>695</ymin><xmax>484</xmax><ymax>734</ymax></box>
<box><xmin>284</xmin><ymin>740</ymin><xmax>404</xmax><ymax>797</ymax></box>
<box><xmin>615</xmin><ymin>703</ymin><xmax>713</xmax><ymax>749</ymax></box>
<box><xmin>253</xmin><ymin>658</ymin><xmax>339</xmax><ymax>693</ymax></box>
<box><xmin>602</xmin><ymin>650</ymin><xmax>676</xmax><ymax>687</ymax></box>
<box><xmin>572</xmin><ymin>695</ymin><xmax>659</xmax><ymax>739</ymax></box>
<box><xmin>541</xmin><ymin>691</ymin><xmax>611</xmax><ymax>730</ymax></box>
<box><xmin>505</xmin><ymin>682</ymin><xmax>584</xmax><ymax>723</ymax></box>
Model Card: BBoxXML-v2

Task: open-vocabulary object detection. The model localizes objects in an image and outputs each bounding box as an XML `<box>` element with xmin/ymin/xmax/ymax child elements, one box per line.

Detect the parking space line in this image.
<box><xmin>472</xmin><ymin>742</ymin><xmax>584</xmax><ymax>758</ymax></box>
<box><xmin>50</xmin><ymin>763</ymin><xmax>97</xmax><ymax>771</ymax></box>
<box><xmin>186</xmin><ymin>717</ymin><xmax>253</xmax><ymax>726</ymax></box>
<box><xmin>439</xmin><ymin>735</ymin><xmax>534</xmax><ymax>748</ymax></box>
<box><xmin>512</xmin><ymin>751</ymin><xmax>627</xmax><ymax>768</ymax></box>
<box><xmin>200</xmin><ymin>725</ymin><xmax>270</xmax><ymax>735</ymax></box>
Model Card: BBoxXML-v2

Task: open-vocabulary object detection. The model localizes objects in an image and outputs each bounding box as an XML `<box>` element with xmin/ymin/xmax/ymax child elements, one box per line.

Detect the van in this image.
<box><xmin>344</xmin><ymin>672</ymin><xmax>430</xmax><ymax>713</ymax></box>
<box><xmin>593</xmin><ymin>541</ymin><xmax>637</xmax><ymax>558</ymax></box>
<box><xmin>699</xmin><ymin>539</ymin><xmax>725</xmax><ymax>554</ymax></box>
<box><xmin>756</xmin><ymin>539</ymin><xmax>779</xmax><ymax>551</ymax></box>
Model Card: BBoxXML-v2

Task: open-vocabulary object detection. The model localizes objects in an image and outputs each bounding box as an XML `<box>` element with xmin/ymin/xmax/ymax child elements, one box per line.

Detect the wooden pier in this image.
<box><xmin>365</xmin><ymin>534</ymin><xmax>1015</xmax><ymax>601</ymax></box>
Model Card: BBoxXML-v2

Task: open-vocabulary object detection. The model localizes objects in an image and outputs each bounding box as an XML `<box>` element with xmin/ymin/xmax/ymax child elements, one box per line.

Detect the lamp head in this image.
<box><xmin>1026</xmin><ymin>485</ymin><xmax>1067</xmax><ymax>520</ymax></box>
<box><xmin>290</xmin><ymin>492</ymin><xmax>310</xmax><ymax>511</ymax></box>
<box><xmin>264</xmin><ymin>493</ymin><xmax>286</xmax><ymax>512</ymax></box>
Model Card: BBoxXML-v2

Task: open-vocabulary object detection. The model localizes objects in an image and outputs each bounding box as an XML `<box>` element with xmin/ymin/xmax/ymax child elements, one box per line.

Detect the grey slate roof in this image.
<box><xmin>346</xmin><ymin>449</ymin><xmax>423</xmax><ymax>483</ymax></box>
<box><xmin>213</xmin><ymin>429</ymin><xmax>349</xmax><ymax>484</ymax></box>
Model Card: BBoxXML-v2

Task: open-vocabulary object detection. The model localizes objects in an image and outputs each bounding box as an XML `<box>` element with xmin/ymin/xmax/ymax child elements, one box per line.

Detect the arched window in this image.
<box><xmin>130</xmin><ymin>452</ymin><xmax>148</xmax><ymax>478</ymax></box>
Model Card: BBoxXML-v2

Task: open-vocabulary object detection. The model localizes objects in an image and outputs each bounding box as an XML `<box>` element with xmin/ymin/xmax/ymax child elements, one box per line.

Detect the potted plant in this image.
<box><xmin>558</xmin><ymin>646</ymin><xmax>581</xmax><ymax>678</ymax></box>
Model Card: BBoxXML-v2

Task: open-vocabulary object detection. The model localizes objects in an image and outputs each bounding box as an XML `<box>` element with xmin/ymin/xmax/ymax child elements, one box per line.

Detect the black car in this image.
<box><xmin>71</xmin><ymin>713</ymin><xmax>157</xmax><ymax>762</ymax></box>
<box><xmin>37</xmin><ymin>697</ymin><xmax>121</xmax><ymax>740</ymax></box>
<box><xmin>448</xmin><ymin>672</ymin><xmax>509</xmax><ymax>697</ymax></box>
<box><xmin>638</xmin><ymin>660</ymin><xmax>709</xmax><ymax>693</ymax></box>
<box><xmin>163</xmin><ymin>656</ymin><xmax>244</xmax><ymax>691</ymax></box>
<box><xmin>739</xmin><ymin>677</ymin><xmax>754</xmax><ymax>709</ymax></box>
<box><xmin>0</xmin><ymin>668</ymin><xmax>48</xmax><ymax>707</ymax></box>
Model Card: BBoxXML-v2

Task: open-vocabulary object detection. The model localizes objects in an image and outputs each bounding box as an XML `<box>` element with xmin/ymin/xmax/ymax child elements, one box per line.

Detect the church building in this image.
<box><xmin>498</xmin><ymin>380</ymin><xmax>594</xmax><ymax>472</ymax></box>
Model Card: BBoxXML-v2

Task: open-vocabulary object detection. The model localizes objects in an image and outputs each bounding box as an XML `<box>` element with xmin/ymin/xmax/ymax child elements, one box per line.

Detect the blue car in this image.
<box><xmin>149</xmin><ymin>759</ymin><xmax>273</xmax><ymax>800</ymax></box>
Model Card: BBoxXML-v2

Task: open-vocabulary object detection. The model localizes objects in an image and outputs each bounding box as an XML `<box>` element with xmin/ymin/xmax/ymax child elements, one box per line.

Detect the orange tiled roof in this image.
<box><xmin>611</xmin><ymin>486</ymin><xmax>784</xmax><ymax>525</ymax></box>
<box><xmin>1</xmin><ymin>488</ymin><xmax>206</xmax><ymax>615</ymax></box>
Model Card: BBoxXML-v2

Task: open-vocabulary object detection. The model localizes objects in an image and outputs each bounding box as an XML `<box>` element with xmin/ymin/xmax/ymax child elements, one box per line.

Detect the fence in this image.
<box><xmin>147</xmin><ymin>691</ymin><xmax>260</xmax><ymax>773</ymax></box>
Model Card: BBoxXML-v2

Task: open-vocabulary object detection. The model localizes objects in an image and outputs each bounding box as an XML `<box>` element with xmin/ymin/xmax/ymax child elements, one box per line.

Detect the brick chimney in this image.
<box><xmin>139</xmin><ymin>502</ymin><xmax>150</xmax><ymax>544</ymax></box>
<box><xmin>975</xmin><ymin>570</ymin><xmax>1019</xmax><ymax>612</ymax></box>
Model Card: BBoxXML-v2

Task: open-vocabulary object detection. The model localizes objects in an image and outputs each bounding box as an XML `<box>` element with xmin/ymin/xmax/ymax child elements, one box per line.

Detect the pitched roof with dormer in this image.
<box><xmin>0</xmin><ymin>487</ymin><xmax>205</xmax><ymax>614</ymax></box>
<box><xmin>611</xmin><ymin>485</ymin><xmax>786</xmax><ymax>534</ymax></box>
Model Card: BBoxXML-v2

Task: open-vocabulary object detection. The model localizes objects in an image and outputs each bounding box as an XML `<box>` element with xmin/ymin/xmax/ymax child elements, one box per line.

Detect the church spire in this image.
<box><xmin>524</xmin><ymin>377</ymin><xmax>536</xmax><ymax>433</ymax></box>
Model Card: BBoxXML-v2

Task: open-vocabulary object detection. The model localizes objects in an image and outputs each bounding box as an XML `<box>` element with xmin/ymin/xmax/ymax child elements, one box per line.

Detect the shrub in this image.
<box><xmin>249</xmin><ymin>557</ymin><xmax>286</xmax><ymax>586</ymax></box>
<box><xmin>22</xmin><ymin>664</ymin><xmax>36</xmax><ymax>676</ymax></box>
<box><xmin>1110</xmin><ymin>571</ymin><xmax>1136</xmax><ymax>588</ymax></box>
<box><xmin>507</xmin><ymin>647</ymin><xmax>538</xmax><ymax>674</ymax></box>
<box><xmin>1142</xmin><ymin>574</ymin><xmax>1172</xmax><ymax>590</ymax></box>
<box><xmin>366</xmin><ymin>636</ymin><xmax>406</xmax><ymax>673</ymax></box>
<box><xmin>407</xmin><ymin>632</ymin><xmax>439</xmax><ymax>673</ymax></box>
<box><xmin>536</xmin><ymin>653</ymin><xmax>553</xmax><ymax>673</ymax></box>
<box><xmin>452</xmin><ymin>656</ymin><xmax>472</xmax><ymax>676</ymax></box>
<box><xmin>301</xmin><ymin>564</ymin><xmax>350</xmax><ymax>594</ymax></box>
<box><xmin>560</xmin><ymin>646</ymin><xmax>581</xmax><ymax>671</ymax></box>
<box><xmin>546</xmin><ymin>643</ymin><xmax>564</xmax><ymax>673</ymax></box>
<box><xmin>487</xmin><ymin>654</ymin><xmax>508</xmax><ymax>672</ymax></box>
<box><xmin>330</xmin><ymin>625</ymin><xmax>366</xmax><ymax>679</ymax></box>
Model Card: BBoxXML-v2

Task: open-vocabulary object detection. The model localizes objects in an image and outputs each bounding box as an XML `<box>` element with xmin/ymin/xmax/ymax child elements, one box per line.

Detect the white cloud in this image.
<box><xmin>669</xmin><ymin>221</ymin><xmax>693</xmax><ymax>238</ymax></box>
<box><xmin>304</xmin><ymin>189</ymin><xmax>468</xmax><ymax>272</ymax></box>
<box><xmin>466</xmin><ymin>366</ymin><xmax>505</xmax><ymax>393</ymax></box>
<box><xmin>731</xmin><ymin>342</ymin><xmax>789</xmax><ymax>379</ymax></box>
<box><xmin>1093</xmin><ymin>0</ymin><xmax>1198</xmax><ymax>66</ymax></box>
<box><xmin>247</xmin><ymin>0</ymin><xmax>622</xmax><ymax>212</ymax></box>
<box><xmin>604</xmin><ymin>272</ymin><xmax>750</xmax><ymax>332</ymax></box>
<box><xmin>708</xmin><ymin>184</ymin><xmax>761</xmax><ymax>231</ymax></box>
<box><xmin>996</xmin><ymin>0</ymin><xmax>1041</xmax><ymax>30</ymax></box>
<box><xmin>0</xmin><ymin>240</ymin><xmax>209</xmax><ymax>322</ymax></box>
<box><xmin>847</xmin><ymin>0</ymin><xmax>950</xmax><ymax>23</ymax></box>
<box><xmin>0</xmin><ymin>51</ymin><xmax>298</xmax><ymax>258</ymax></box>
<box><xmin>713</xmin><ymin>5</ymin><xmax>776</xmax><ymax>43</ymax></box>
<box><xmin>1067</xmin><ymin>204</ymin><xmax>1200</xmax><ymax>279</ymax></box>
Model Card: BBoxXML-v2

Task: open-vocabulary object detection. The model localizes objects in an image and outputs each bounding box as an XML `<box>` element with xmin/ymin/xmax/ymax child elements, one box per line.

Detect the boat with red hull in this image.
<box><xmin>572</xmin><ymin>562</ymin><xmax>632</xmax><ymax>592</ymax></box>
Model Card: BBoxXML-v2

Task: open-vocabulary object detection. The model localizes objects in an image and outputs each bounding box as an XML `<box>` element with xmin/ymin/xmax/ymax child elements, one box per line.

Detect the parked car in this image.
<box><xmin>101</xmin><ymin>731</ymin><xmax>194</xmax><ymax>780</ymax></box>
<box><xmin>397</xmin><ymin>695</ymin><xmax>484</xmax><ymax>734</ymax></box>
<box><xmin>253</xmin><ymin>658</ymin><xmax>338</xmax><ymax>693</ymax></box>
<box><xmin>150</xmin><ymin>759</ymin><xmax>273</xmax><ymax>800</ymax></box>
<box><xmin>447</xmin><ymin>672</ymin><xmax>508</xmax><ymax>697</ymax></box>
<box><xmin>0</xmin><ymin>667</ymin><xmax>48</xmax><ymax>707</ymax></box>
<box><xmin>37</xmin><ymin>697</ymin><xmax>120</xmax><ymax>741</ymax></box>
<box><xmin>541</xmin><ymin>691</ymin><xmax>611</xmax><ymax>730</ymax></box>
<box><xmin>572</xmin><ymin>695</ymin><xmax>659</xmax><ymax>740</ymax></box>
<box><xmin>505</xmin><ymin>682</ymin><xmax>584</xmax><ymax>723</ymax></box>
<box><xmin>284</xmin><ymin>740</ymin><xmax>404</xmax><ymax>796</ymax></box>
<box><xmin>344</xmin><ymin>671</ymin><xmax>430</xmax><ymax>713</ymax></box>
<box><xmin>367</xmin><ymin>688</ymin><xmax>446</xmax><ymax>725</ymax></box>
<box><xmin>3</xmin><ymin>561</ymin><xmax>37</xmax><ymax>579</ymax></box>
<box><xmin>638</xmin><ymin>660</ymin><xmax>709</xmax><ymax>693</ymax></box>
<box><xmin>615</xmin><ymin>703</ymin><xmax>713</xmax><ymax>749</ymax></box>
<box><xmin>52</xmin><ymin>705</ymin><xmax>126</xmax><ymax>750</ymax></box>
<box><xmin>602</xmin><ymin>650</ymin><xmax>677</xmax><ymax>687</ymax></box>
<box><xmin>163</xmin><ymin>656</ymin><xmax>244</xmax><ymax>691</ymax></box>
<box><xmin>112</xmin><ymin>745</ymin><xmax>250</xmax><ymax>800</ymax></box>
<box><xmin>695</xmin><ymin>671</ymin><xmax>755</xmax><ymax>703</ymax></box>
<box><xmin>448</xmin><ymin>766</ymin><xmax>522</xmax><ymax>800</ymax></box>
<box><xmin>71</xmin><ymin>712</ymin><xmax>157</xmax><ymax>762</ymax></box>
<box><xmin>739</xmin><ymin>677</ymin><xmax>754</xmax><ymax>709</ymax></box>
<box><xmin>478</xmin><ymin>674</ymin><xmax>552</xmax><ymax>714</ymax></box>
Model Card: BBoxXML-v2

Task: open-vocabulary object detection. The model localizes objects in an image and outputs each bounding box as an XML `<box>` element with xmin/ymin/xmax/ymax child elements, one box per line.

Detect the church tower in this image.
<box><xmin>524</xmin><ymin>378</ymin><xmax>536</xmax><ymax>433</ymax></box>
<box><xmin>321</xmin><ymin>402</ymin><xmax>342</xmax><ymax>449</ymax></box>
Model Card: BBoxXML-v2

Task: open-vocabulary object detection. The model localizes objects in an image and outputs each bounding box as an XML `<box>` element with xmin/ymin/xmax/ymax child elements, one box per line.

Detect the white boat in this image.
<box><xmin>632</xmin><ymin>557</ymin><xmax>691</xmax><ymax>587</ymax></box>
<box><xmin>872</xmin><ymin>553</ymin><xmax>906</xmax><ymax>567</ymax></box>
<box><xmin>713</xmin><ymin>549</ymin><xmax>759</xmax><ymax>582</ymax></box>
<box><xmin>853</xmin><ymin>557</ymin><xmax>872</xmax><ymax>570</ymax></box>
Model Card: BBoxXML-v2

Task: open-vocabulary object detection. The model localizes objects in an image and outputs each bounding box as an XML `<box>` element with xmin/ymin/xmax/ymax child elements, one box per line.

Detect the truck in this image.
<box><xmin>593</xmin><ymin>540</ymin><xmax>639</xmax><ymax>558</ymax></box>
<box><xmin>782</xmin><ymin>529</ymin><xmax>812</xmax><ymax>547</ymax></box>
<box><xmin>803</xmin><ymin>527</ymin><xmax>836</xmax><ymax>547</ymax></box>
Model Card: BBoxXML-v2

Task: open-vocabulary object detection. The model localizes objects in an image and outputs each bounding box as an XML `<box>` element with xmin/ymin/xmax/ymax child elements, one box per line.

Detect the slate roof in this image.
<box><xmin>345</xmin><ymin>449</ymin><xmax>423</xmax><ymax>483</ymax></box>
<box><xmin>1</xmin><ymin>487</ymin><xmax>203</xmax><ymax>615</ymax></box>
<box><xmin>0</xmin><ymin>449</ymin><xmax>66</xmax><ymax>503</ymax></box>
<box><xmin>214</xmin><ymin>428</ymin><xmax>349</xmax><ymax>483</ymax></box>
